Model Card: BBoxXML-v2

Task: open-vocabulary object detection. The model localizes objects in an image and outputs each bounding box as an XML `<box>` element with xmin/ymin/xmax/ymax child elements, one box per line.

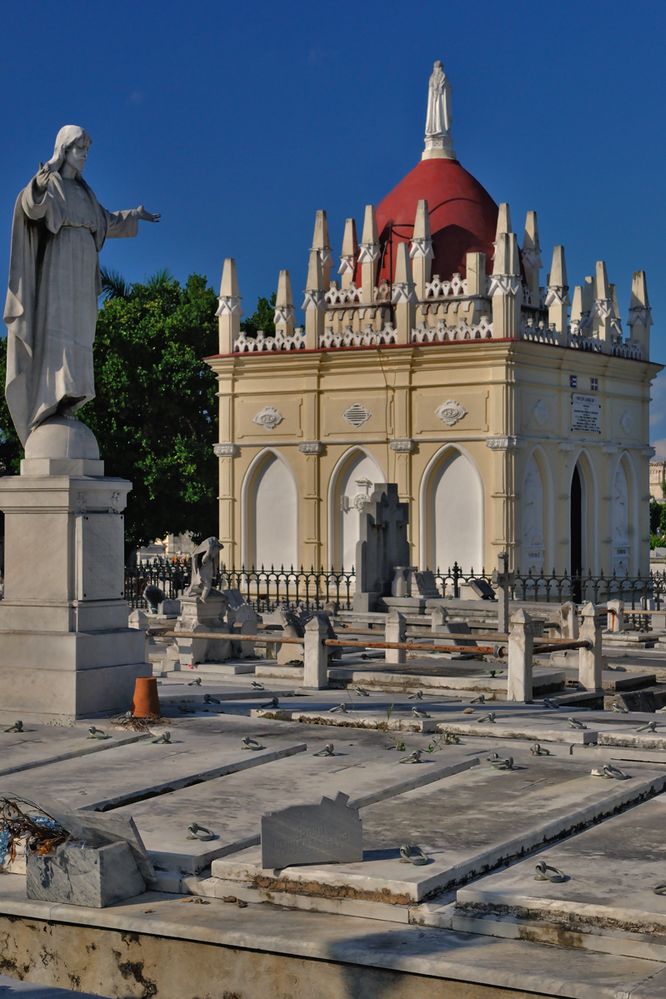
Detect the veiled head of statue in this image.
<box><xmin>53</xmin><ymin>125</ymin><xmax>91</xmax><ymax>156</ymax></box>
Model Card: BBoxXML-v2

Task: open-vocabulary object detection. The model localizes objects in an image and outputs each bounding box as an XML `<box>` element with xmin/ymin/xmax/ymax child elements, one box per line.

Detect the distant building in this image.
<box><xmin>650</xmin><ymin>461</ymin><xmax>666</xmax><ymax>502</ymax></box>
<box><xmin>207</xmin><ymin>60</ymin><xmax>661</xmax><ymax>578</ymax></box>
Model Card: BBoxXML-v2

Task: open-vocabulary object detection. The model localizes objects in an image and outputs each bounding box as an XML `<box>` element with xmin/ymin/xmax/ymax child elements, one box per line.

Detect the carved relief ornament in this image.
<box><xmin>435</xmin><ymin>400</ymin><xmax>467</xmax><ymax>427</ymax></box>
<box><xmin>253</xmin><ymin>406</ymin><xmax>284</xmax><ymax>431</ymax></box>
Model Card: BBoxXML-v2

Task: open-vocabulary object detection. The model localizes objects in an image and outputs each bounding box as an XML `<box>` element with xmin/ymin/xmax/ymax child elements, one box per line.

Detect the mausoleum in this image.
<box><xmin>207</xmin><ymin>59</ymin><xmax>661</xmax><ymax>579</ymax></box>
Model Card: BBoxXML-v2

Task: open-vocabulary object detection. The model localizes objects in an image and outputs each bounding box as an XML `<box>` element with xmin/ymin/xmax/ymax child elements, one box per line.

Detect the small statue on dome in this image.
<box><xmin>424</xmin><ymin>60</ymin><xmax>455</xmax><ymax>159</ymax></box>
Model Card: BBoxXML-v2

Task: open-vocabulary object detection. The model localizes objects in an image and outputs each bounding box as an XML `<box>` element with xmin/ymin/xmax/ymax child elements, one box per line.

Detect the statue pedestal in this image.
<box><xmin>0</xmin><ymin>473</ymin><xmax>148</xmax><ymax>722</ymax></box>
<box><xmin>165</xmin><ymin>593</ymin><xmax>232</xmax><ymax>669</ymax></box>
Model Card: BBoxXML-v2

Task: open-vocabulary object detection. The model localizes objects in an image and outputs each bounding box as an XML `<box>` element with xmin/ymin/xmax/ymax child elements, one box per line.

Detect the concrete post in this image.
<box><xmin>385</xmin><ymin>610</ymin><xmax>406</xmax><ymax>665</ymax></box>
<box><xmin>431</xmin><ymin>606</ymin><xmax>448</xmax><ymax>633</ymax></box>
<box><xmin>303</xmin><ymin>615</ymin><xmax>330</xmax><ymax>689</ymax></box>
<box><xmin>559</xmin><ymin>601</ymin><xmax>579</xmax><ymax>639</ymax></box>
<box><xmin>579</xmin><ymin>602</ymin><xmax>603</xmax><ymax>691</ymax></box>
<box><xmin>507</xmin><ymin>608</ymin><xmax>533</xmax><ymax>702</ymax></box>
<box><xmin>606</xmin><ymin>599</ymin><xmax>624</xmax><ymax>633</ymax></box>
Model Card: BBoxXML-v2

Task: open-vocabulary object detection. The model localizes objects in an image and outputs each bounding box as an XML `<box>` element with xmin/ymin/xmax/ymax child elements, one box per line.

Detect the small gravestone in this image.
<box><xmin>261</xmin><ymin>791</ymin><xmax>363</xmax><ymax>869</ymax></box>
<box><xmin>353</xmin><ymin>483</ymin><xmax>410</xmax><ymax>613</ymax></box>
<box><xmin>276</xmin><ymin>607</ymin><xmax>305</xmax><ymax>666</ymax></box>
<box><xmin>229</xmin><ymin>603</ymin><xmax>262</xmax><ymax>658</ymax></box>
<box><xmin>413</xmin><ymin>570</ymin><xmax>439</xmax><ymax>599</ymax></box>
<box><xmin>469</xmin><ymin>578</ymin><xmax>496</xmax><ymax>601</ymax></box>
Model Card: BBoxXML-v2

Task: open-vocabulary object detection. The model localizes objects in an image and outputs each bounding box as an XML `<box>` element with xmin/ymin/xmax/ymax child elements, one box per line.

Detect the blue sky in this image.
<box><xmin>1</xmin><ymin>0</ymin><xmax>665</xmax><ymax>445</ymax></box>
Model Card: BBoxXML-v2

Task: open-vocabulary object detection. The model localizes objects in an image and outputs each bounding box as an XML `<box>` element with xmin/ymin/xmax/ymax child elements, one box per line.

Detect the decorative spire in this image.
<box><xmin>422</xmin><ymin>59</ymin><xmax>455</xmax><ymax>160</ymax></box>
<box><xmin>216</xmin><ymin>257</ymin><xmax>241</xmax><ymax>353</ymax></box>
<box><xmin>311</xmin><ymin>210</ymin><xmax>332</xmax><ymax>288</ymax></box>
<box><xmin>338</xmin><ymin>217</ymin><xmax>358</xmax><ymax>289</ymax></box>
<box><xmin>274</xmin><ymin>269</ymin><xmax>295</xmax><ymax>335</ymax></box>
<box><xmin>358</xmin><ymin>204</ymin><xmax>379</xmax><ymax>306</ymax></box>
<box><xmin>522</xmin><ymin>211</ymin><xmax>542</xmax><ymax>304</ymax></box>
<box><xmin>410</xmin><ymin>199</ymin><xmax>432</xmax><ymax>299</ymax></box>
<box><xmin>628</xmin><ymin>270</ymin><xmax>651</xmax><ymax>355</ymax></box>
<box><xmin>592</xmin><ymin>260</ymin><xmax>612</xmax><ymax>341</ymax></box>
<box><xmin>303</xmin><ymin>249</ymin><xmax>324</xmax><ymax>347</ymax></box>
<box><xmin>545</xmin><ymin>245</ymin><xmax>568</xmax><ymax>333</ymax></box>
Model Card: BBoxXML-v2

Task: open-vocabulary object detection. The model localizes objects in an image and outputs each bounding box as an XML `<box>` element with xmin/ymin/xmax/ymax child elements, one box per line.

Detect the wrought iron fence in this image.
<box><xmin>218</xmin><ymin>566</ymin><xmax>356</xmax><ymax>613</ymax></box>
<box><xmin>435</xmin><ymin>563</ymin><xmax>666</xmax><ymax>608</ymax></box>
<box><xmin>124</xmin><ymin>557</ymin><xmax>191</xmax><ymax>608</ymax></box>
<box><xmin>123</xmin><ymin>558</ymin><xmax>666</xmax><ymax>612</ymax></box>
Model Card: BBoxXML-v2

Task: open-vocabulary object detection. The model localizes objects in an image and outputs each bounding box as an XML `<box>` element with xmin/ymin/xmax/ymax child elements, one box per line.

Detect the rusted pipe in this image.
<box><xmin>323</xmin><ymin>638</ymin><xmax>500</xmax><ymax>655</ymax></box>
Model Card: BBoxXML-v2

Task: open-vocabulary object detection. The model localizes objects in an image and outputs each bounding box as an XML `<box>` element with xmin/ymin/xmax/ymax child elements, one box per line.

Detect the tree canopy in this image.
<box><xmin>79</xmin><ymin>270</ymin><xmax>219</xmax><ymax>552</ymax></box>
<box><xmin>240</xmin><ymin>293</ymin><xmax>276</xmax><ymax>336</ymax></box>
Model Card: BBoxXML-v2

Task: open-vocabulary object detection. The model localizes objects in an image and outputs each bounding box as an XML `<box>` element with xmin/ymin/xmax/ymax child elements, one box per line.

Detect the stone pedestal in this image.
<box><xmin>167</xmin><ymin>592</ymin><xmax>232</xmax><ymax>668</ymax></box>
<box><xmin>0</xmin><ymin>472</ymin><xmax>147</xmax><ymax>722</ymax></box>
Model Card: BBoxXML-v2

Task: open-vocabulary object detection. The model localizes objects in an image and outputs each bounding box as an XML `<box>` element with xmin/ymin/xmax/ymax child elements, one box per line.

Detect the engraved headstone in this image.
<box><xmin>261</xmin><ymin>791</ymin><xmax>363</xmax><ymax>869</ymax></box>
<box><xmin>413</xmin><ymin>570</ymin><xmax>440</xmax><ymax>599</ymax></box>
<box><xmin>353</xmin><ymin>483</ymin><xmax>410</xmax><ymax>613</ymax></box>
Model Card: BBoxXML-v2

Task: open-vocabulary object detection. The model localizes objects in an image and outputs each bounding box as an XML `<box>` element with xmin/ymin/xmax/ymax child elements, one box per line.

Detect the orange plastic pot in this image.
<box><xmin>131</xmin><ymin>676</ymin><xmax>161</xmax><ymax>718</ymax></box>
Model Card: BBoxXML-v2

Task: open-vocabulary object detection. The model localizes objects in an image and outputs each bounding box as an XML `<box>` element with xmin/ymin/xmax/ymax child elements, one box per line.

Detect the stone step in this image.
<box><xmin>453</xmin><ymin>795</ymin><xmax>666</xmax><ymax>962</ymax></box>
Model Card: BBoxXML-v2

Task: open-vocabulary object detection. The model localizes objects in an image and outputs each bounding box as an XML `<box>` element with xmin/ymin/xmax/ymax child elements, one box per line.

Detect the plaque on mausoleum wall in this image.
<box><xmin>571</xmin><ymin>393</ymin><xmax>601</xmax><ymax>433</ymax></box>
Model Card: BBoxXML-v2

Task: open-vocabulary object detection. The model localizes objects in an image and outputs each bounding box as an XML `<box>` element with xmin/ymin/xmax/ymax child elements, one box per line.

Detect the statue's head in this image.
<box><xmin>54</xmin><ymin>125</ymin><xmax>92</xmax><ymax>175</ymax></box>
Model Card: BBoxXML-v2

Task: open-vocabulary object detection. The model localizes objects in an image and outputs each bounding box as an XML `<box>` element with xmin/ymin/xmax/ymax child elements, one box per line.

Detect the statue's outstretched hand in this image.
<box><xmin>36</xmin><ymin>144</ymin><xmax>67</xmax><ymax>195</ymax></box>
<box><xmin>133</xmin><ymin>205</ymin><xmax>161</xmax><ymax>222</ymax></box>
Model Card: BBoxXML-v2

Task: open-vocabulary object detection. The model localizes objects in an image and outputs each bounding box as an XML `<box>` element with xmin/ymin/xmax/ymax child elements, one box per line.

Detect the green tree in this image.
<box><xmin>241</xmin><ymin>293</ymin><xmax>276</xmax><ymax>336</ymax></box>
<box><xmin>79</xmin><ymin>270</ymin><xmax>219</xmax><ymax>553</ymax></box>
<box><xmin>0</xmin><ymin>337</ymin><xmax>21</xmax><ymax>475</ymax></box>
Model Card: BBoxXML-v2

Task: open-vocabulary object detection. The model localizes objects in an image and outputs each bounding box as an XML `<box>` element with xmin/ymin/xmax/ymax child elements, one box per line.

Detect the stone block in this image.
<box><xmin>261</xmin><ymin>791</ymin><xmax>363</xmax><ymax>870</ymax></box>
<box><xmin>26</xmin><ymin>840</ymin><xmax>145</xmax><ymax>907</ymax></box>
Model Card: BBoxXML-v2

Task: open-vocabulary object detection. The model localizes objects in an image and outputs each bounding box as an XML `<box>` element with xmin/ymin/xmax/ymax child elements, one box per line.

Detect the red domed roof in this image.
<box><xmin>373</xmin><ymin>157</ymin><xmax>498</xmax><ymax>283</ymax></box>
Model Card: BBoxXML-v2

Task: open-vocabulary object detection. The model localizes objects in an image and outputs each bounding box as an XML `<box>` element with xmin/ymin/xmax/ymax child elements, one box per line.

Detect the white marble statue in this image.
<box><xmin>188</xmin><ymin>537</ymin><xmax>224</xmax><ymax>602</ymax></box>
<box><xmin>4</xmin><ymin>125</ymin><xmax>160</xmax><ymax>446</ymax></box>
<box><xmin>425</xmin><ymin>60</ymin><xmax>452</xmax><ymax>140</ymax></box>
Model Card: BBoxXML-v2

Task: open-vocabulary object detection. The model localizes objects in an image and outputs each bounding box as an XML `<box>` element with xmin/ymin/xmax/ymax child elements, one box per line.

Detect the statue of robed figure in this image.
<box><xmin>4</xmin><ymin>125</ymin><xmax>160</xmax><ymax>447</ymax></box>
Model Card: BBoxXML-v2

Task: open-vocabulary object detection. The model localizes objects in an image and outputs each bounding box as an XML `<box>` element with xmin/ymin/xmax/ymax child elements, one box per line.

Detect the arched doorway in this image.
<box><xmin>243</xmin><ymin>451</ymin><xmax>298</xmax><ymax>568</ymax></box>
<box><xmin>570</xmin><ymin>464</ymin><xmax>583</xmax><ymax>600</ymax></box>
<box><xmin>329</xmin><ymin>449</ymin><xmax>385</xmax><ymax>569</ymax></box>
<box><xmin>421</xmin><ymin>447</ymin><xmax>483</xmax><ymax>571</ymax></box>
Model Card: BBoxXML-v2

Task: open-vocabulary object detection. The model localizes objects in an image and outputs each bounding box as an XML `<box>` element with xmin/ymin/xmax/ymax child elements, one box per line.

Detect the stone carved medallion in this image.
<box><xmin>620</xmin><ymin>410</ymin><xmax>633</xmax><ymax>434</ymax></box>
<box><xmin>343</xmin><ymin>402</ymin><xmax>371</xmax><ymax>428</ymax></box>
<box><xmin>253</xmin><ymin>406</ymin><xmax>283</xmax><ymax>431</ymax></box>
<box><xmin>435</xmin><ymin>399</ymin><xmax>467</xmax><ymax>427</ymax></box>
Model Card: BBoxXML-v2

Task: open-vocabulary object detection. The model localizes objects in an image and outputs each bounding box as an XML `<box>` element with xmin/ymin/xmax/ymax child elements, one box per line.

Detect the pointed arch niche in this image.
<box><xmin>242</xmin><ymin>450</ymin><xmax>298</xmax><ymax>568</ymax></box>
<box><xmin>520</xmin><ymin>449</ymin><xmax>552</xmax><ymax>572</ymax></box>
<box><xmin>611</xmin><ymin>452</ymin><xmax>637</xmax><ymax>575</ymax></box>
<box><xmin>420</xmin><ymin>446</ymin><xmax>483</xmax><ymax>571</ymax></box>
<box><xmin>569</xmin><ymin>451</ymin><xmax>597</xmax><ymax>582</ymax></box>
<box><xmin>328</xmin><ymin>448</ymin><xmax>385</xmax><ymax>569</ymax></box>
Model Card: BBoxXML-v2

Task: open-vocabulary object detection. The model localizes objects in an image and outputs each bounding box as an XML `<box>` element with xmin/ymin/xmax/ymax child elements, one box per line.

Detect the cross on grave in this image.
<box><xmin>491</xmin><ymin>551</ymin><xmax>514</xmax><ymax>634</ymax></box>
<box><xmin>353</xmin><ymin>483</ymin><xmax>410</xmax><ymax>613</ymax></box>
